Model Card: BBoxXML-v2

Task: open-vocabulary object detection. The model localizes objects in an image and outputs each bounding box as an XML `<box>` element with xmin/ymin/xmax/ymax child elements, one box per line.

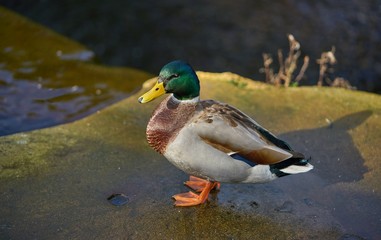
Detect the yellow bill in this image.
<box><xmin>138</xmin><ymin>81</ymin><xmax>166</xmax><ymax>103</ymax></box>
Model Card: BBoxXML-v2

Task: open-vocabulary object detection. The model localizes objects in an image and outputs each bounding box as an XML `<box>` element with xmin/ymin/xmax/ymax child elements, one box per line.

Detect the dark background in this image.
<box><xmin>2</xmin><ymin>0</ymin><xmax>381</xmax><ymax>93</ymax></box>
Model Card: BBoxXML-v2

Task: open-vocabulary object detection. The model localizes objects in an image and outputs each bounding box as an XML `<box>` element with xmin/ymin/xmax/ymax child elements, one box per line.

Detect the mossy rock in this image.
<box><xmin>1</xmin><ymin>71</ymin><xmax>381</xmax><ymax>239</ymax></box>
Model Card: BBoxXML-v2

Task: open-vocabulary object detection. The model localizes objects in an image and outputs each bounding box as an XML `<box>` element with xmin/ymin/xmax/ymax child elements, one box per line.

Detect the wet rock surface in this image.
<box><xmin>1</xmin><ymin>73</ymin><xmax>381</xmax><ymax>239</ymax></box>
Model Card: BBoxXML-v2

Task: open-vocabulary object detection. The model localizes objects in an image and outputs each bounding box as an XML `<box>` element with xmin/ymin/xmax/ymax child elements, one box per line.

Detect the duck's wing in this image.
<box><xmin>194</xmin><ymin>100</ymin><xmax>304</xmax><ymax>165</ymax></box>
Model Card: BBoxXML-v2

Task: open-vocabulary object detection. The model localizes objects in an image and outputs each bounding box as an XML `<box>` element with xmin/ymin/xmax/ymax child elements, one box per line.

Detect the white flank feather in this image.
<box><xmin>280</xmin><ymin>163</ymin><xmax>314</xmax><ymax>174</ymax></box>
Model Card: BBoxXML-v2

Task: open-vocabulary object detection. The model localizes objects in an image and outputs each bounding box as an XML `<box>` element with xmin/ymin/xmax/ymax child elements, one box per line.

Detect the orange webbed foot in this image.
<box><xmin>172</xmin><ymin>191</ymin><xmax>204</xmax><ymax>207</ymax></box>
<box><xmin>184</xmin><ymin>176</ymin><xmax>220</xmax><ymax>192</ymax></box>
<box><xmin>173</xmin><ymin>177</ymin><xmax>220</xmax><ymax>207</ymax></box>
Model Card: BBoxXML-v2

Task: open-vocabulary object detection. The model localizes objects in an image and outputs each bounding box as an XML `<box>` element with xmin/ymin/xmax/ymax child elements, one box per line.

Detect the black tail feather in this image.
<box><xmin>270</xmin><ymin>157</ymin><xmax>312</xmax><ymax>177</ymax></box>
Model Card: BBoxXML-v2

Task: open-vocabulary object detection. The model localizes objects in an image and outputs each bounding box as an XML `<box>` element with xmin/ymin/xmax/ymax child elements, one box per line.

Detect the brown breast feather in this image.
<box><xmin>146</xmin><ymin>96</ymin><xmax>197</xmax><ymax>154</ymax></box>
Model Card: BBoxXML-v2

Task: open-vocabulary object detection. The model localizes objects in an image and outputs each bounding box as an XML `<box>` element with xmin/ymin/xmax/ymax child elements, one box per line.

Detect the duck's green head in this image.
<box><xmin>138</xmin><ymin>60</ymin><xmax>200</xmax><ymax>103</ymax></box>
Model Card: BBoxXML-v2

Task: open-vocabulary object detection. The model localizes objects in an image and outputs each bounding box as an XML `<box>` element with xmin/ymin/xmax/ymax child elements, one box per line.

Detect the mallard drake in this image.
<box><xmin>138</xmin><ymin>60</ymin><xmax>313</xmax><ymax>207</ymax></box>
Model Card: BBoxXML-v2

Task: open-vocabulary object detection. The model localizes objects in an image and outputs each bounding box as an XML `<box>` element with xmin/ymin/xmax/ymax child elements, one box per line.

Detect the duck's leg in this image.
<box><xmin>172</xmin><ymin>180</ymin><xmax>219</xmax><ymax>207</ymax></box>
<box><xmin>184</xmin><ymin>176</ymin><xmax>220</xmax><ymax>192</ymax></box>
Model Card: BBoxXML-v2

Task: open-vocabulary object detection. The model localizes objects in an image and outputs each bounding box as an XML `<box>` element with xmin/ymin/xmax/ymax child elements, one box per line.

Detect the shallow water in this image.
<box><xmin>0</xmin><ymin>48</ymin><xmax>141</xmax><ymax>136</ymax></box>
<box><xmin>0</xmin><ymin>7</ymin><xmax>152</xmax><ymax>136</ymax></box>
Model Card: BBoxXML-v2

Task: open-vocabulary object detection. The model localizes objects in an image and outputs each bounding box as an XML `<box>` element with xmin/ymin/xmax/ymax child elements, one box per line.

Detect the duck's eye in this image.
<box><xmin>168</xmin><ymin>74</ymin><xmax>179</xmax><ymax>80</ymax></box>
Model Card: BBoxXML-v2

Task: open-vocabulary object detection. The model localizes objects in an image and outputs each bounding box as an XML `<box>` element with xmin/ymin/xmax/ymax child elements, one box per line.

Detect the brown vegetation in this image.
<box><xmin>261</xmin><ymin>35</ymin><xmax>354</xmax><ymax>90</ymax></box>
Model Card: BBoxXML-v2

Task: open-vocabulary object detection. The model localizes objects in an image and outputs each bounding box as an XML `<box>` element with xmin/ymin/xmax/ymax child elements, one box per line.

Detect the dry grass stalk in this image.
<box><xmin>261</xmin><ymin>34</ymin><xmax>309</xmax><ymax>87</ymax></box>
<box><xmin>331</xmin><ymin>77</ymin><xmax>355</xmax><ymax>89</ymax></box>
<box><xmin>295</xmin><ymin>56</ymin><xmax>310</xmax><ymax>83</ymax></box>
<box><xmin>327</xmin><ymin>77</ymin><xmax>356</xmax><ymax>90</ymax></box>
<box><xmin>262</xmin><ymin>53</ymin><xmax>274</xmax><ymax>84</ymax></box>
<box><xmin>261</xmin><ymin>37</ymin><xmax>355</xmax><ymax>90</ymax></box>
<box><xmin>317</xmin><ymin>46</ymin><xmax>336</xmax><ymax>87</ymax></box>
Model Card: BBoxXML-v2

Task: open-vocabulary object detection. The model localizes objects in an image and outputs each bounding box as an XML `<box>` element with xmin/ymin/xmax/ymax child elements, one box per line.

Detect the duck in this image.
<box><xmin>138</xmin><ymin>60</ymin><xmax>313</xmax><ymax>207</ymax></box>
